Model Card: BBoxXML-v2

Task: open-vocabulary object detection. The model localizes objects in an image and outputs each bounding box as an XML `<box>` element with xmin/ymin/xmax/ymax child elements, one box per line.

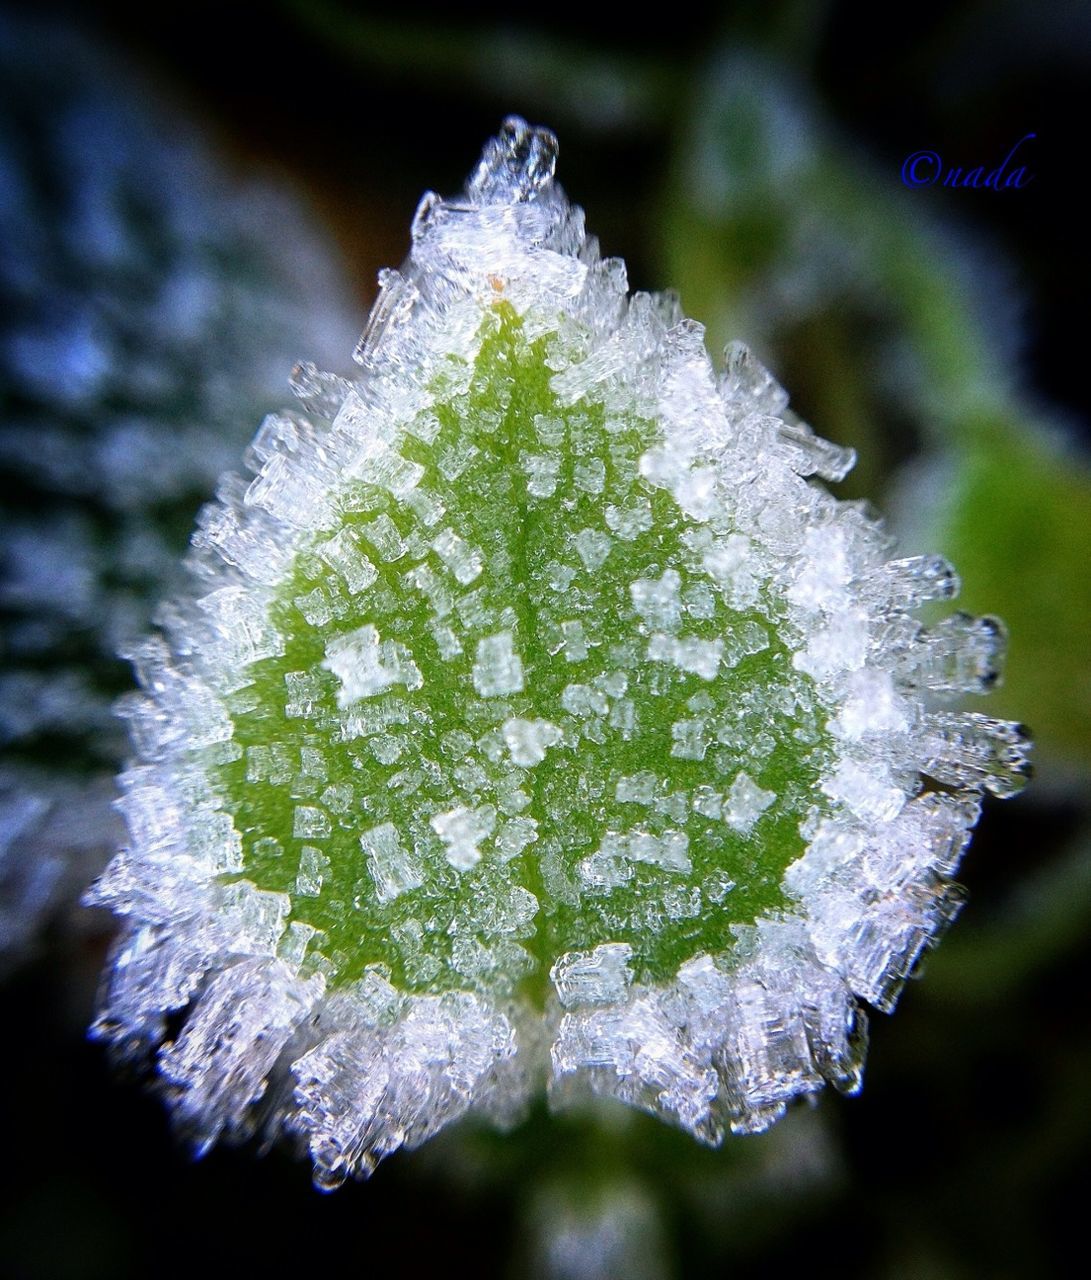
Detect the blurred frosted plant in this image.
<box><xmin>525</xmin><ymin>1178</ymin><xmax>672</xmax><ymax>1280</ymax></box>
<box><xmin>0</xmin><ymin>10</ymin><xmax>357</xmax><ymax>968</ymax></box>
<box><xmin>87</xmin><ymin>118</ymin><xmax>1029</xmax><ymax>1187</ymax></box>
<box><xmin>427</xmin><ymin>1097</ymin><xmax>839</xmax><ymax>1280</ymax></box>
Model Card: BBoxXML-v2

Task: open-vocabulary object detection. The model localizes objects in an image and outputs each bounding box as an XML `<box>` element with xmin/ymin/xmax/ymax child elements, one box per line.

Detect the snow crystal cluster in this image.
<box><xmin>87</xmin><ymin>117</ymin><xmax>1029</xmax><ymax>1187</ymax></box>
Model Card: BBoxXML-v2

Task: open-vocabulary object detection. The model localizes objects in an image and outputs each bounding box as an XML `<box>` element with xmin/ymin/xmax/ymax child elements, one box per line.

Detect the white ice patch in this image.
<box><xmin>502</xmin><ymin>717</ymin><xmax>563</xmax><ymax>767</ymax></box>
<box><xmin>431</xmin><ymin>804</ymin><xmax>497</xmax><ymax>871</ymax></box>
<box><xmin>355</xmin><ymin>446</ymin><xmax>426</xmax><ymax>499</ymax></box>
<box><xmin>317</xmin><ymin>529</ymin><xmax>378</xmax><ymax>595</ymax></box>
<box><xmin>579</xmin><ymin>827</ymin><xmax>692</xmax><ymax>889</ymax></box>
<box><xmin>521</xmin><ymin>452</ymin><xmax>560</xmax><ymax>498</ymax></box>
<box><xmin>551</xmin><ymin>942</ymin><xmax>633</xmax><ymax>1008</ymax></box>
<box><xmin>823</xmin><ymin>759</ymin><xmax>905</xmax><ymax>823</ymax></box>
<box><xmin>573</xmin><ymin>458</ymin><xmax>606</xmax><ymax>494</ymax></box>
<box><xmin>214</xmin><ymin>881</ymin><xmax>291</xmax><ymax>958</ymax></box>
<box><xmin>561</xmin><ymin>682</ymin><xmax>609</xmax><ymax>718</ymax></box>
<box><xmin>432</xmin><ymin>527</ymin><xmax>484</xmax><ymax>584</ymax></box>
<box><xmin>670</xmin><ymin>718</ymin><xmax>708</xmax><ymax>760</ymax></box>
<box><xmin>722</xmin><ymin>772</ymin><xmax>776</xmax><ymax>834</ymax></box>
<box><xmin>323</xmin><ymin>624</ymin><xmax>422</xmax><ymax>706</ymax></box>
<box><xmin>630</xmin><ymin>568</ymin><xmax>682</xmax><ymax>631</ymax></box>
<box><xmin>559</xmin><ymin>619</ymin><xmax>588</xmax><ymax>662</ymax></box>
<box><xmin>361</xmin><ymin>822</ymin><xmax>424</xmax><ymax>903</ymax></box>
<box><xmin>197</xmin><ymin>586</ymin><xmax>283</xmax><ymax>669</ymax></box>
<box><xmin>833</xmin><ymin>668</ymin><xmax>909</xmax><ymax>740</ymax></box>
<box><xmin>495</xmin><ymin>816</ymin><xmax>539</xmax><ymax>860</ymax></box>
<box><xmin>787</xmin><ymin>526</ymin><xmax>853</xmax><ymax>612</ymax></box>
<box><xmin>473</xmin><ymin>631</ymin><xmax>524</xmax><ymax>697</ymax></box>
<box><xmin>573</xmin><ymin>528</ymin><xmax>612</xmax><ymax>571</ymax></box>
<box><xmin>293</xmin><ymin>806</ymin><xmax>331</xmax><ymax>841</ymax></box>
<box><xmin>793</xmin><ymin>611</ymin><xmax>868</xmax><ymax>679</ymax></box>
<box><xmin>701</xmin><ymin>533</ymin><xmax>759</xmax><ymax>611</ymax></box>
<box><xmin>605</xmin><ymin>498</ymin><xmax>653</xmax><ymax>541</ymax></box>
<box><xmin>647</xmin><ymin>633</ymin><xmax>723</xmax><ymax>680</ymax></box>
<box><xmin>616</xmin><ymin>771</ymin><xmax>658</xmax><ymax>804</ymax></box>
<box><xmin>295</xmin><ymin>845</ymin><xmax>329</xmax><ymax>897</ymax></box>
<box><xmin>359</xmin><ymin>513</ymin><xmax>406</xmax><ymax>562</ymax></box>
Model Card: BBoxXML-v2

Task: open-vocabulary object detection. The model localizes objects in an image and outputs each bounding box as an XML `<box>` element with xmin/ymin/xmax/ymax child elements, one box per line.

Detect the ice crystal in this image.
<box><xmin>88</xmin><ymin>117</ymin><xmax>1030</xmax><ymax>1187</ymax></box>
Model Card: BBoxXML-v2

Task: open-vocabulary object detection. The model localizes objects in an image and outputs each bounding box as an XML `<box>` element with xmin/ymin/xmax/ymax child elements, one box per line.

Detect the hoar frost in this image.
<box><xmin>88</xmin><ymin>118</ymin><xmax>1030</xmax><ymax>1188</ymax></box>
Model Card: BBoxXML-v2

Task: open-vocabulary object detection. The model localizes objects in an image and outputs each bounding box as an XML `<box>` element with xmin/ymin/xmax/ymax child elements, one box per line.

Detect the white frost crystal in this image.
<box><xmin>87</xmin><ymin>118</ymin><xmax>1030</xmax><ymax>1188</ymax></box>
<box><xmin>472</xmin><ymin>631</ymin><xmax>525</xmax><ymax>697</ymax></box>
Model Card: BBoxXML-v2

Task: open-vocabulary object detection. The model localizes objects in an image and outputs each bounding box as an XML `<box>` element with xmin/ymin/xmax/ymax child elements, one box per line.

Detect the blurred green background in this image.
<box><xmin>1</xmin><ymin>1</ymin><xmax>1088</xmax><ymax>1277</ymax></box>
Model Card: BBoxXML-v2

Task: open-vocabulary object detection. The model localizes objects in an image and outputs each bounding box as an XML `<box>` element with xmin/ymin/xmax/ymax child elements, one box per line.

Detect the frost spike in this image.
<box><xmin>467</xmin><ymin>115</ymin><xmax>560</xmax><ymax>203</ymax></box>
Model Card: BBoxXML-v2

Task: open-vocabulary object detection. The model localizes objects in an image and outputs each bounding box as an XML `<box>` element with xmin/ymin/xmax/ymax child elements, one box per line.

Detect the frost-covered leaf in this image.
<box><xmin>88</xmin><ymin>118</ymin><xmax>1029</xmax><ymax>1188</ymax></box>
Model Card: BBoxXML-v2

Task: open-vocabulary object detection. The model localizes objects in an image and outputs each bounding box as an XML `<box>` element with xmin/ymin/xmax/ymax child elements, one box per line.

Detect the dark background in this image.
<box><xmin>2</xmin><ymin>2</ymin><xmax>1088</xmax><ymax>1277</ymax></box>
